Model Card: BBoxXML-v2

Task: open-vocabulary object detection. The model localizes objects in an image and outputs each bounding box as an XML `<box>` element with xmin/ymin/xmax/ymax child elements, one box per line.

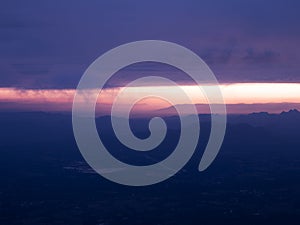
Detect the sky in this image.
<box><xmin>1</xmin><ymin>0</ymin><xmax>300</xmax><ymax>114</ymax></box>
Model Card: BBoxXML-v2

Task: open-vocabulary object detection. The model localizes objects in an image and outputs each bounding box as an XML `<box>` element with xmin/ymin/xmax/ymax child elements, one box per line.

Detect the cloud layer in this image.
<box><xmin>1</xmin><ymin>0</ymin><xmax>300</xmax><ymax>89</ymax></box>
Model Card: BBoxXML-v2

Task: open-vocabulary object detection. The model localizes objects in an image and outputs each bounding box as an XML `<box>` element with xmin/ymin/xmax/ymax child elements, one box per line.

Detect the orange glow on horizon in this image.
<box><xmin>0</xmin><ymin>83</ymin><xmax>300</xmax><ymax>114</ymax></box>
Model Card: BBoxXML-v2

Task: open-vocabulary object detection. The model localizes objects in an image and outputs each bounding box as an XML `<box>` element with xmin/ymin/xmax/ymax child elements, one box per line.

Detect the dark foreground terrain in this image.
<box><xmin>0</xmin><ymin>111</ymin><xmax>300</xmax><ymax>225</ymax></box>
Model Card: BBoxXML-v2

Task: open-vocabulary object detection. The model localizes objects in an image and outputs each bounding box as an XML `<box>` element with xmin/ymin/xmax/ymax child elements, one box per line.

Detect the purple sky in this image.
<box><xmin>1</xmin><ymin>0</ymin><xmax>300</xmax><ymax>89</ymax></box>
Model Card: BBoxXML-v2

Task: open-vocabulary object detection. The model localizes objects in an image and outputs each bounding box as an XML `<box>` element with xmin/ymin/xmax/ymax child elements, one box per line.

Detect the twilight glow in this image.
<box><xmin>1</xmin><ymin>83</ymin><xmax>300</xmax><ymax>115</ymax></box>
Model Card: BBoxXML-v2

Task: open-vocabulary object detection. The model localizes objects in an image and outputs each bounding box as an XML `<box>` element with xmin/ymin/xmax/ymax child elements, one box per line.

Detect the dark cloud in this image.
<box><xmin>242</xmin><ymin>48</ymin><xmax>280</xmax><ymax>64</ymax></box>
<box><xmin>199</xmin><ymin>39</ymin><xmax>237</xmax><ymax>65</ymax></box>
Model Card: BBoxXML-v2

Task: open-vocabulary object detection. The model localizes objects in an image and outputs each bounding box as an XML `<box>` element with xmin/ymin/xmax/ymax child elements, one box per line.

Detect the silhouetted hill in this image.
<box><xmin>227</xmin><ymin>109</ymin><xmax>300</xmax><ymax>138</ymax></box>
<box><xmin>1</xmin><ymin>110</ymin><xmax>300</xmax><ymax>225</ymax></box>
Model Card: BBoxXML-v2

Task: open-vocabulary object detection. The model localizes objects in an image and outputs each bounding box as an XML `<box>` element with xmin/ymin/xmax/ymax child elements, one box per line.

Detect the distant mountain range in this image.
<box><xmin>0</xmin><ymin>109</ymin><xmax>299</xmax><ymax>145</ymax></box>
<box><xmin>226</xmin><ymin>109</ymin><xmax>300</xmax><ymax>137</ymax></box>
<box><xmin>156</xmin><ymin>103</ymin><xmax>300</xmax><ymax>116</ymax></box>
